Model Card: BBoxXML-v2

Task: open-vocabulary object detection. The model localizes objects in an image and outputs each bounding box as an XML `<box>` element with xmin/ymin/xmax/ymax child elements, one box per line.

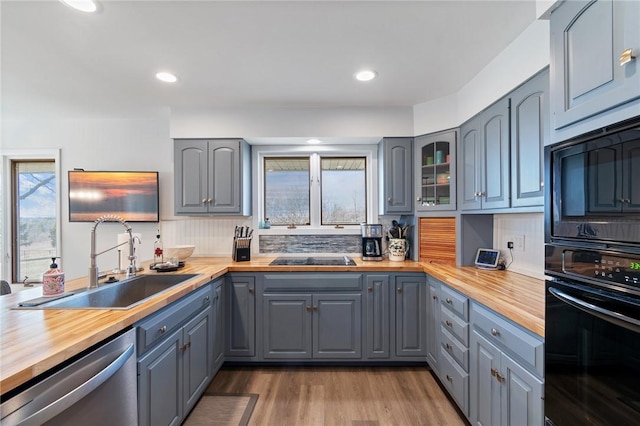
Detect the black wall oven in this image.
<box><xmin>545</xmin><ymin>118</ymin><xmax>640</xmax><ymax>425</ymax></box>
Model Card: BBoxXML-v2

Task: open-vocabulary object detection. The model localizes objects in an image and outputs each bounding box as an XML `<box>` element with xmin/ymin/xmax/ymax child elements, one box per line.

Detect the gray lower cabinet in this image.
<box><xmin>395</xmin><ymin>275</ymin><xmax>427</xmax><ymax>357</ymax></box>
<box><xmin>550</xmin><ymin>0</ymin><xmax>640</xmax><ymax>136</ymax></box>
<box><xmin>174</xmin><ymin>138</ymin><xmax>251</xmax><ymax>215</ymax></box>
<box><xmin>211</xmin><ymin>279</ymin><xmax>225</xmax><ymax>374</ymax></box>
<box><xmin>426</xmin><ymin>277</ymin><xmax>441</xmax><ymax>373</ymax></box>
<box><xmin>226</xmin><ymin>274</ymin><xmax>255</xmax><ymax>357</ymax></box>
<box><xmin>137</xmin><ymin>283</ymin><xmax>213</xmax><ymax>426</ymax></box>
<box><xmin>263</xmin><ymin>292</ymin><xmax>362</xmax><ymax>359</ymax></box>
<box><xmin>470</xmin><ymin>303</ymin><xmax>544</xmax><ymax>426</ymax></box>
<box><xmin>366</xmin><ymin>274</ymin><xmax>390</xmax><ymax>359</ymax></box>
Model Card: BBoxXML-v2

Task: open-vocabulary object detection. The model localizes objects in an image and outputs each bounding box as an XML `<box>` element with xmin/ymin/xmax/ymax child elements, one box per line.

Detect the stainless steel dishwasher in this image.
<box><xmin>1</xmin><ymin>328</ymin><xmax>137</xmax><ymax>425</ymax></box>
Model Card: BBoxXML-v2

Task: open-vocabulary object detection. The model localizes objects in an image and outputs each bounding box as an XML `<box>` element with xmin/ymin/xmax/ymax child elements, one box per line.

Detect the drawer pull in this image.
<box><xmin>432</xmin><ymin>295</ymin><xmax>438</xmax><ymax>300</ymax></box>
<box><xmin>445</xmin><ymin>298</ymin><xmax>452</xmax><ymax>304</ymax></box>
<box><xmin>368</xmin><ymin>287</ymin><xmax>373</xmax><ymax>292</ymax></box>
<box><xmin>490</xmin><ymin>368</ymin><xmax>497</xmax><ymax>377</ymax></box>
<box><xmin>203</xmin><ymin>296</ymin><xmax>210</xmax><ymax>304</ymax></box>
<box><xmin>248</xmin><ymin>288</ymin><xmax>254</xmax><ymax>294</ymax></box>
<box><xmin>306</xmin><ymin>305</ymin><xmax>312</xmax><ymax>311</ymax></box>
<box><xmin>445</xmin><ymin>320</ymin><xmax>452</xmax><ymax>327</ymax></box>
<box><xmin>313</xmin><ymin>305</ymin><xmax>318</xmax><ymax>311</ymax></box>
<box><xmin>496</xmin><ymin>372</ymin><xmax>505</xmax><ymax>383</ymax></box>
<box><xmin>158</xmin><ymin>325</ymin><xmax>167</xmax><ymax>334</ymax></box>
<box><xmin>445</xmin><ymin>343</ymin><xmax>452</xmax><ymax>351</ymax></box>
<box><xmin>491</xmin><ymin>328</ymin><xmax>500</xmax><ymax>336</ymax></box>
<box><xmin>620</xmin><ymin>48</ymin><xmax>635</xmax><ymax>66</ymax></box>
<box><xmin>446</xmin><ymin>374</ymin><xmax>453</xmax><ymax>382</ymax></box>
<box><xmin>397</xmin><ymin>287</ymin><xmax>402</xmax><ymax>293</ymax></box>
<box><xmin>181</xmin><ymin>341</ymin><xmax>191</xmax><ymax>352</ymax></box>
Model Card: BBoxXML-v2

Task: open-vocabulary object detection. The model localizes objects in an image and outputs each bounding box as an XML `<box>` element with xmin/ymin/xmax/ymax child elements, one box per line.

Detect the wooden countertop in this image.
<box><xmin>0</xmin><ymin>257</ymin><xmax>544</xmax><ymax>396</ymax></box>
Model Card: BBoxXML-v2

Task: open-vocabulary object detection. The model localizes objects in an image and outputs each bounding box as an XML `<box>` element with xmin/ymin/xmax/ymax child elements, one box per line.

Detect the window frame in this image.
<box><xmin>254</xmin><ymin>144</ymin><xmax>378</xmax><ymax>233</ymax></box>
<box><xmin>1</xmin><ymin>149</ymin><xmax>61</xmax><ymax>284</ymax></box>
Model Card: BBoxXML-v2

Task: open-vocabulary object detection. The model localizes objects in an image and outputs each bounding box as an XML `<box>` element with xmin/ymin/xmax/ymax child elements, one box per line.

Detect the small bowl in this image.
<box><xmin>163</xmin><ymin>245</ymin><xmax>195</xmax><ymax>261</ymax></box>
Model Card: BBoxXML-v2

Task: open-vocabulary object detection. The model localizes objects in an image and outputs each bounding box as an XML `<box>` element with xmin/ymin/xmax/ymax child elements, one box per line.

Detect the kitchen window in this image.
<box><xmin>258</xmin><ymin>146</ymin><xmax>376</xmax><ymax>229</ymax></box>
<box><xmin>1</xmin><ymin>150</ymin><xmax>60</xmax><ymax>284</ymax></box>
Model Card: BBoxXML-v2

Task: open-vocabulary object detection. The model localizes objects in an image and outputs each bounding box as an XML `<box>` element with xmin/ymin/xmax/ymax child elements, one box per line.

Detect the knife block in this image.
<box><xmin>232</xmin><ymin>239</ymin><xmax>251</xmax><ymax>262</ymax></box>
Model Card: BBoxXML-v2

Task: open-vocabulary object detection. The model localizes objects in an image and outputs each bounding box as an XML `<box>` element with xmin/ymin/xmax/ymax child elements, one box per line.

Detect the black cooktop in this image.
<box><xmin>269</xmin><ymin>256</ymin><xmax>356</xmax><ymax>266</ymax></box>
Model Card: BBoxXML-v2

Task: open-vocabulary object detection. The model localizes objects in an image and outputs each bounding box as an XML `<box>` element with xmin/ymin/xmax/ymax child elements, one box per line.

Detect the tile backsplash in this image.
<box><xmin>493</xmin><ymin>212</ymin><xmax>544</xmax><ymax>279</ymax></box>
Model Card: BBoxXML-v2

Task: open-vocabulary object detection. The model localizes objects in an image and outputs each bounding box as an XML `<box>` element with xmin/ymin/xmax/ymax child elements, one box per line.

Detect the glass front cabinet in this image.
<box><xmin>414</xmin><ymin>130</ymin><xmax>457</xmax><ymax>211</ymax></box>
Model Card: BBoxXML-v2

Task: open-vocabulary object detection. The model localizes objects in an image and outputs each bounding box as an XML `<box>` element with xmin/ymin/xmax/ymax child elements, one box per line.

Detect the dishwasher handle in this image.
<box><xmin>18</xmin><ymin>343</ymin><xmax>135</xmax><ymax>425</ymax></box>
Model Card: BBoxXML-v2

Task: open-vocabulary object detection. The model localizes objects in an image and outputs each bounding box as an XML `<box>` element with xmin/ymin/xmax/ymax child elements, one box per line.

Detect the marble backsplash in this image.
<box><xmin>259</xmin><ymin>234</ymin><xmax>361</xmax><ymax>254</ymax></box>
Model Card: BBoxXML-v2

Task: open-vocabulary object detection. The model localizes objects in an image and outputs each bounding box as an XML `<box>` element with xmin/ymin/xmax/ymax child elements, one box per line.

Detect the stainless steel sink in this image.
<box><xmin>269</xmin><ymin>256</ymin><xmax>356</xmax><ymax>266</ymax></box>
<box><xmin>17</xmin><ymin>274</ymin><xmax>200</xmax><ymax>310</ymax></box>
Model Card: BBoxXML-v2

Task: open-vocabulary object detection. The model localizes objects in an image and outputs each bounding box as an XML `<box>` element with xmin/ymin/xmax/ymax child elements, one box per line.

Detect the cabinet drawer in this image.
<box><xmin>439</xmin><ymin>348</ymin><xmax>469</xmax><ymax>417</ymax></box>
<box><xmin>137</xmin><ymin>284</ymin><xmax>212</xmax><ymax>354</ymax></box>
<box><xmin>441</xmin><ymin>327</ymin><xmax>469</xmax><ymax>371</ymax></box>
<box><xmin>471</xmin><ymin>303</ymin><xmax>543</xmax><ymax>376</ymax></box>
<box><xmin>263</xmin><ymin>273</ymin><xmax>363</xmax><ymax>292</ymax></box>
<box><xmin>441</xmin><ymin>306</ymin><xmax>469</xmax><ymax>346</ymax></box>
<box><xmin>441</xmin><ymin>286</ymin><xmax>469</xmax><ymax>321</ymax></box>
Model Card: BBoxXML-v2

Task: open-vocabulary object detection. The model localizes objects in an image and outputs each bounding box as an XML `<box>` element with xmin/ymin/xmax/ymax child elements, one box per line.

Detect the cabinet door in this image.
<box><xmin>380</xmin><ymin>137</ymin><xmax>413</xmax><ymax>214</ymax></box>
<box><xmin>365</xmin><ymin>275</ymin><xmax>390</xmax><ymax>359</ymax></box>
<box><xmin>313</xmin><ymin>294</ymin><xmax>362</xmax><ymax>359</ymax></box>
<box><xmin>226</xmin><ymin>275</ymin><xmax>255</xmax><ymax>357</ymax></box>
<box><xmin>470</xmin><ymin>331</ymin><xmax>502</xmax><ymax>426</ymax></box>
<box><xmin>138</xmin><ymin>329</ymin><xmax>183</xmax><ymax>426</ymax></box>
<box><xmin>174</xmin><ymin>140</ymin><xmax>209</xmax><ymax>214</ymax></box>
<box><xmin>415</xmin><ymin>130</ymin><xmax>457</xmax><ymax>211</ymax></box>
<box><xmin>183</xmin><ymin>309</ymin><xmax>211</xmax><ymax>415</ymax></box>
<box><xmin>209</xmin><ymin>140</ymin><xmax>241</xmax><ymax>213</ymax></box>
<box><xmin>427</xmin><ymin>280</ymin><xmax>441</xmax><ymax>373</ymax></box>
<box><xmin>263</xmin><ymin>294</ymin><xmax>313</xmax><ymax>359</ymax></box>
<box><xmin>622</xmin><ymin>140</ymin><xmax>640</xmax><ymax>212</ymax></box>
<box><xmin>501</xmin><ymin>353</ymin><xmax>544</xmax><ymax>426</ymax></box>
<box><xmin>510</xmin><ymin>69</ymin><xmax>548</xmax><ymax>207</ymax></box>
<box><xmin>482</xmin><ymin>98</ymin><xmax>510</xmax><ymax>210</ymax></box>
<box><xmin>212</xmin><ymin>282</ymin><xmax>225</xmax><ymax>373</ymax></box>
<box><xmin>395</xmin><ymin>275</ymin><xmax>427</xmax><ymax>357</ymax></box>
<box><xmin>459</xmin><ymin>116</ymin><xmax>483</xmax><ymax>210</ymax></box>
<box><xmin>550</xmin><ymin>0</ymin><xmax>640</xmax><ymax>130</ymax></box>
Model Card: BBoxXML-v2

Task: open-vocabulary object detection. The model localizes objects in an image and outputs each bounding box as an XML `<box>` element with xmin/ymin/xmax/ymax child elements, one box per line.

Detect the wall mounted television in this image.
<box><xmin>68</xmin><ymin>171</ymin><xmax>159</xmax><ymax>222</ymax></box>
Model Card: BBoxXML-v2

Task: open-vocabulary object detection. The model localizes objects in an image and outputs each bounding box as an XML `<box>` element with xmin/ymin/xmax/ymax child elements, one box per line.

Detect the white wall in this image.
<box><xmin>170</xmin><ymin>106</ymin><xmax>414</xmax><ymax>139</ymax></box>
<box><xmin>413</xmin><ymin>19</ymin><xmax>551</xmax><ymax>136</ymax></box>
<box><xmin>493</xmin><ymin>213</ymin><xmax>545</xmax><ymax>280</ymax></box>
<box><xmin>1</xmin><ymin>114</ymin><xmax>174</xmax><ymax>280</ymax></box>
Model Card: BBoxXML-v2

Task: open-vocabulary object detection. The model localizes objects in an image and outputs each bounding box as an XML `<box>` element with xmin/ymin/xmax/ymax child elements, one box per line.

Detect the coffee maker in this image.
<box><xmin>361</xmin><ymin>224</ymin><xmax>383</xmax><ymax>261</ymax></box>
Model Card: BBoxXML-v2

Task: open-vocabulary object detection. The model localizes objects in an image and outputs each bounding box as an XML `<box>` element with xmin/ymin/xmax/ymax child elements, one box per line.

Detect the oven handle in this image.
<box><xmin>548</xmin><ymin>286</ymin><xmax>640</xmax><ymax>334</ymax></box>
<box><xmin>17</xmin><ymin>342</ymin><xmax>135</xmax><ymax>425</ymax></box>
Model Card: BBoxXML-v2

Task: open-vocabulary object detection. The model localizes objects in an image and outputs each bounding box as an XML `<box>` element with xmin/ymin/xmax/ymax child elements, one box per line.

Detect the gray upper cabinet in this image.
<box><xmin>510</xmin><ymin>68</ymin><xmax>549</xmax><ymax>208</ymax></box>
<box><xmin>174</xmin><ymin>139</ymin><xmax>251</xmax><ymax>215</ymax></box>
<box><xmin>550</xmin><ymin>0</ymin><xmax>640</xmax><ymax>138</ymax></box>
<box><xmin>415</xmin><ymin>130</ymin><xmax>457</xmax><ymax>211</ymax></box>
<box><xmin>379</xmin><ymin>137</ymin><xmax>413</xmax><ymax>214</ymax></box>
<box><xmin>459</xmin><ymin>98</ymin><xmax>510</xmax><ymax>210</ymax></box>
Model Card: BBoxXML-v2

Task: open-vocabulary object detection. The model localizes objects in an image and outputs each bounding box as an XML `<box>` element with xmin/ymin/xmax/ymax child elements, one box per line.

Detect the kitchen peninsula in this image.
<box><xmin>1</xmin><ymin>257</ymin><xmax>544</xmax><ymax>395</ymax></box>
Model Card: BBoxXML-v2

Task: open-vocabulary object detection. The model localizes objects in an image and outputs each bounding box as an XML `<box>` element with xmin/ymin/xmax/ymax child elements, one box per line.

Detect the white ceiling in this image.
<box><xmin>1</xmin><ymin>0</ymin><xmax>537</xmax><ymax>119</ymax></box>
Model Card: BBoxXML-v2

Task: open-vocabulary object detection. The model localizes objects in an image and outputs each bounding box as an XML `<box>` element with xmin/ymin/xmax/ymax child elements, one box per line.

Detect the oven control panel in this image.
<box><xmin>562</xmin><ymin>250</ymin><xmax>640</xmax><ymax>286</ymax></box>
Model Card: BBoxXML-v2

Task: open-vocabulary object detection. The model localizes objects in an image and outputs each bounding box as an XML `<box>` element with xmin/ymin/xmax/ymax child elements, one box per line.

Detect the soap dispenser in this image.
<box><xmin>43</xmin><ymin>257</ymin><xmax>64</xmax><ymax>296</ymax></box>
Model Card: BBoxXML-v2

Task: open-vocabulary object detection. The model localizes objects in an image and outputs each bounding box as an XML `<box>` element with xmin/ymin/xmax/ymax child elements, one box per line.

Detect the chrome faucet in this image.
<box><xmin>88</xmin><ymin>215</ymin><xmax>137</xmax><ymax>288</ymax></box>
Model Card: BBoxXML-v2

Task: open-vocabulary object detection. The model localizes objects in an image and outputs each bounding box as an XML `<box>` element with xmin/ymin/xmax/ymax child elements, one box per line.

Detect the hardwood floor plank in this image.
<box><xmin>205</xmin><ymin>366</ymin><xmax>466</xmax><ymax>426</ymax></box>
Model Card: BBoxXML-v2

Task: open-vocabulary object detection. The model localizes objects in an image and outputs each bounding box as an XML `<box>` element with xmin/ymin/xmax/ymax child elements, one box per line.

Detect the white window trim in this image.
<box><xmin>1</xmin><ymin>149</ymin><xmax>61</xmax><ymax>284</ymax></box>
<box><xmin>252</xmin><ymin>144</ymin><xmax>378</xmax><ymax>235</ymax></box>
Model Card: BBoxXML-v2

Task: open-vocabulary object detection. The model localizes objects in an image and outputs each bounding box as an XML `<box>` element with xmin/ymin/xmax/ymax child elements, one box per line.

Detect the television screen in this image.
<box><xmin>68</xmin><ymin>171</ymin><xmax>159</xmax><ymax>222</ymax></box>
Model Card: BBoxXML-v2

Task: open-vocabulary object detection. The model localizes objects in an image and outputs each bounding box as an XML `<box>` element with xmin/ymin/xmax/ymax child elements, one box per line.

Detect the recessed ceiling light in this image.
<box><xmin>355</xmin><ymin>70</ymin><xmax>377</xmax><ymax>82</ymax></box>
<box><xmin>307</xmin><ymin>139</ymin><xmax>322</xmax><ymax>145</ymax></box>
<box><xmin>156</xmin><ymin>72</ymin><xmax>179</xmax><ymax>83</ymax></box>
<box><xmin>60</xmin><ymin>0</ymin><xmax>98</xmax><ymax>13</ymax></box>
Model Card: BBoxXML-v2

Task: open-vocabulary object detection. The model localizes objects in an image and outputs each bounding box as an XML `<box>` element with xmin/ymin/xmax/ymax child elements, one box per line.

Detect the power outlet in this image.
<box><xmin>507</xmin><ymin>241</ymin><xmax>514</xmax><ymax>249</ymax></box>
<box><xmin>511</xmin><ymin>235</ymin><xmax>525</xmax><ymax>251</ymax></box>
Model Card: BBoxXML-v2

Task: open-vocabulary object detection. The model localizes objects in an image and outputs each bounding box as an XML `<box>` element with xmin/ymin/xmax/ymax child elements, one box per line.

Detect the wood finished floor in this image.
<box><xmin>205</xmin><ymin>366</ymin><xmax>467</xmax><ymax>426</ymax></box>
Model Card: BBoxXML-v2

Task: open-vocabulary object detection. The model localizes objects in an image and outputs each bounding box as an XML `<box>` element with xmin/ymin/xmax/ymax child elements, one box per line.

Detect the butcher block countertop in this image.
<box><xmin>0</xmin><ymin>257</ymin><xmax>544</xmax><ymax>396</ymax></box>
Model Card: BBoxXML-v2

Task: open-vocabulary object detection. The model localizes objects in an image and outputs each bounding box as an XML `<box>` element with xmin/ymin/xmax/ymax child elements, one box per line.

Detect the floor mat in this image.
<box><xmin>183</xmin><ymin>393</ymin><xmax>259</xmax><ymax>426</ymax></box>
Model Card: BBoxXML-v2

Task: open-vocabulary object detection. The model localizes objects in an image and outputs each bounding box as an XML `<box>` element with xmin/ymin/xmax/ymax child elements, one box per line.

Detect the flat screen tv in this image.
<box><xmin>68</xmin><ymin>171</ymin><xmax>159</xmax><ymax>222</ymax></box>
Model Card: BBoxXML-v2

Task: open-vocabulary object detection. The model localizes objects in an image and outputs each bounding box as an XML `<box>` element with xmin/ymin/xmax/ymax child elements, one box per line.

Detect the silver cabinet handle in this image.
<box><xmin>416</xmin><ymin>197</ymin><xmax>421</xmax><ymax>201</ymax></box>
<box><xmin>445</xmin><ymin>320</ymin><xmax>452</xmax><ymax>327</ymax></box>
<box><xmin>445</xmin><ymin>298</ymin><xmax>452</xmax><ymax>304</ymax></box>
<box><xmin>159</xmin><ymin>325</ymin><xmax>167</xmax><ymax>334</ymax></box>
<box><xmin>19</xmin><ymin>343</ymin><xmax>134</xmax><ymax>425</ymax></box>
<box><xmin>491</xmin><ymin>328</ymin><xmax>500</xmax><ymax>336</ymax></box>
<box><xmin>445</xmin><ymin>343</ymin><xmax>452</xmax><ymax>350</ymax></box>
<box><xmin>446</xmin><ymin>374</ymin><xmax>453</xmax><ymax>382</ymax></box>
